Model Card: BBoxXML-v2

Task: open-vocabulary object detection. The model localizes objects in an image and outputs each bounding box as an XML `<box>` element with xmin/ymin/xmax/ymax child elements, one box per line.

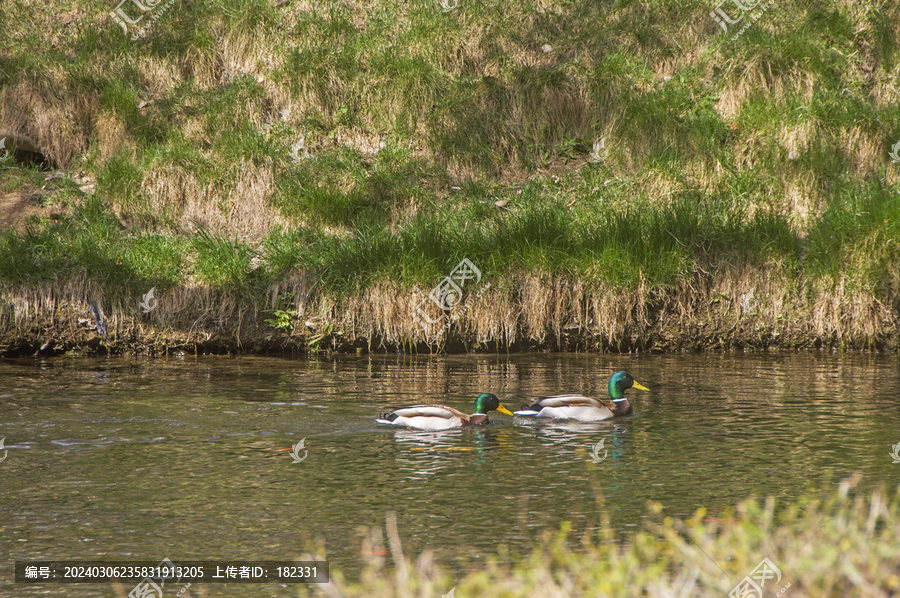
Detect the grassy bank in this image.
<box><xmin>1</xmin><ymin>0</ymin><xmax>899</xmax><ymax>354</ymax></box>
<box><xmin>300</xmin><ymin>481</ymin><xmax>900</xmax><ymax>596</ymax></box>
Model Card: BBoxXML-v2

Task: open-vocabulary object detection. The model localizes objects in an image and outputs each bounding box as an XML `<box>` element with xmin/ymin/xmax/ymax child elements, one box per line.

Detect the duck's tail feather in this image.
<box><xmin>376</xmin><ymin>411</ymin><xmax>399</xmax><ymax>424</ymax></box>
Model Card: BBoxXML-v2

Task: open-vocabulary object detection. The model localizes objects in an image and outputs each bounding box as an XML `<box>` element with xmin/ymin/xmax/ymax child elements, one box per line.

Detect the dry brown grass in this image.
<box><xmin>0</xmin><ymin>80</ymin><xmax>92</xmax><ymax>168</ymax></box>
<box><xmin>130</xmin><ymin>160</ymin><xmax>285</xmax><ymax>240</ymax></box>
<box><xmin>284</xmin><ymin>270</ymin><xmax>898</xmax><ymax>354</ymax></box>
<box><xmin>1</xmin><ymin>265</ymin><xmax>898</xmax><ymax>356</ymax></box>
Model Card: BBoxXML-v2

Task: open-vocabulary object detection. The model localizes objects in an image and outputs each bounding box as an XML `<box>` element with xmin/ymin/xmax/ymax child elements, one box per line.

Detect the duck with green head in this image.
<box><xmin>514</xmin><ymin>371</ymin><xmax>649</xmax><ymax>422</ymax></box>
<box><xmin>376</xmin><ymin>393</ymin><xmax>514</xmax><ymax>431</ymax></box>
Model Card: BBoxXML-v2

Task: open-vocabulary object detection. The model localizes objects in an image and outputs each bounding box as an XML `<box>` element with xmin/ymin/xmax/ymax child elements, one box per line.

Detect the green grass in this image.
<box><xmin>190</xmin><ymin>229</ymin><xmax>260</xmax><ymax>289</ymax></box>
<box><xmin>275</xmin><ymin>187</ymin><xmax>801</xmax><ymax>291</ymax></box>
<box><xmin>0</xmin><ymin>170</ymin><xmax>879</xmax><ymax>296</ymax></box>
<box><xmin>806</xmin><ymin>179</ymin><xmax>900</xmax><ymax>292</ymax></box>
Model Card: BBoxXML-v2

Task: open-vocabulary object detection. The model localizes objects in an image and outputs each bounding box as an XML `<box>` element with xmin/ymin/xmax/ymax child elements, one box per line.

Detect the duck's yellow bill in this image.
<box><xmin>633</xmin><ymin>382</ymin><xmax>650</xmax><ymax>391</ymax></box>
<box><xmin>497</xmin><ymin>405</ymin><xmax>514</xmax><ymax>416</ymax></box>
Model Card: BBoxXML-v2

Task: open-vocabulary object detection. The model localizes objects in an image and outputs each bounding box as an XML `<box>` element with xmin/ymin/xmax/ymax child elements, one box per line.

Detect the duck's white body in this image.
<box><xmin>514</xmin><ymin>394</ymin><xmax>618</xmax><ymax>422</ymax></box>
<box><xmin>377</xmin><ymin>405</ymin><xmax>482</xmax><ymax>431</ymax></box>
<box><xmin>378</xmin><ymin>393</ymin><xmax>513</xmax><ymax>431</ymax></box>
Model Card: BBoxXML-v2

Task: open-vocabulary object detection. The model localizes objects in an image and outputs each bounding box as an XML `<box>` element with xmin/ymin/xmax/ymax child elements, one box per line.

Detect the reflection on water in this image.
<box><xmin>391</xmin><ymin>428</ymin><xmax>506</xmax><ymax>478</ymax></box>
<box><xmin>1</xmin><ymin>353</ymin><xmax>899</xmax><ymax>596</ymax></box>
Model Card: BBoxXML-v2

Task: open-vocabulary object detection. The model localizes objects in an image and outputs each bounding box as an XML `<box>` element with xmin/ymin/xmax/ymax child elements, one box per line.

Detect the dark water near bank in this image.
<box><xmin>2</xmin><ymin>353</ymin><xmax>899</xmax><ymax>596</ymax></box>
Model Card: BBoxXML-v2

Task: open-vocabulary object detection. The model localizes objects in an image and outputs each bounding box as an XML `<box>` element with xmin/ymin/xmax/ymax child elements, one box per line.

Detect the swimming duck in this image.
<box><xmin>376</xmin><ymin>393</ymin><xmax>514</xmax><ymax>431</ymax></box>
<box><xmin>514</xmin><ymin>371</ymin><xmax>649</xmax><ymax>422</ymax></box>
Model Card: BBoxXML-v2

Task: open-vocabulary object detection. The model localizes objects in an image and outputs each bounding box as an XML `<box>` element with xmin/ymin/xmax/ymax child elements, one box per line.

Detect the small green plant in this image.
<box><xmin>264</xmin><ymin>301</ymin><xmax>297</xmax><ymax>333</ymax></box>
<box><xmin>308</xmin><ymin>322</ymin><xmax>342</xmax><ymax>350</ymax></box>
<box><xmin>555</xmin><ymin>136</ymin><xmax>590</xmax><ymax>164</ymax></box>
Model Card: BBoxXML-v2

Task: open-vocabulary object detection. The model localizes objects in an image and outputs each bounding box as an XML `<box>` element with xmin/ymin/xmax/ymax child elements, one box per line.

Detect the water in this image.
<box><xmin>2</xmin><ymin>352</ymin><xmax>899</xmax><ymax>596</ymax></box>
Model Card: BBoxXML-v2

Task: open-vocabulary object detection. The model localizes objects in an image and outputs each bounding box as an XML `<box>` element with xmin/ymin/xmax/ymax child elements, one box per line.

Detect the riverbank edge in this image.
<box><xmin>2</xmin><ymin>267</ymin><xmax>897</xmax><ymax>357</ymax></box>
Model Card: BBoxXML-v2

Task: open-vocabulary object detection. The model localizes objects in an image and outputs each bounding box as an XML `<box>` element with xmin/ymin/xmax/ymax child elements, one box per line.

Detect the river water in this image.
<box><xmin>2</xmin><ymin>352</ymin><xmax>899</xmax><ymax>596</ymax></box>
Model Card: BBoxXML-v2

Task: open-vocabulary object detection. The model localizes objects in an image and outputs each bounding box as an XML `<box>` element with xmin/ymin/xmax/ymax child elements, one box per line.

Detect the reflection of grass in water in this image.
<box><xmin>409</xmin><ymin>446</ymin><xmax>485</xmax><ymax>452</ymax></box>
<box><xmin>301</xmin><ymin>482</ymin><xmax>900</xmax><ymax>597</ymax></box>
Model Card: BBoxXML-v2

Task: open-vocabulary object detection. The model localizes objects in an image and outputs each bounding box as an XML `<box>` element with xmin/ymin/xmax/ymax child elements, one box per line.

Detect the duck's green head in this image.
<box><xmin>473</xmin><ymin>393</ymin><xmax>514</xmax><ymax>416</ymax></box>
<box><xmin>608</xmin><ymin>371</ymin><xmax>649</xmax><ymax>401</ymax></box>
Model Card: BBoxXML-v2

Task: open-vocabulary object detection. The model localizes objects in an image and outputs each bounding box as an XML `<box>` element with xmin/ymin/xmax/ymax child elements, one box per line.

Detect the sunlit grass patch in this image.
<box><xmin>121</xmin><ymin>234</ymin><xmax>189</xmax><ymax>287</ymax></box>
<box><xmin>189</xmin><ymin>229</ymin><xmax>259</xmax><ymax>290</ymax></box>
<box><xmin>806</xmin><ymin>180</ymin><xmax>900</xmax><ymax>293</ymax></box>
<box><xmin>293</xmin><ymin>190</ymin><xmax>801</xmax><ymax>293</ymax></box>
<box><xmin>309</xmin><ymin>484</ymin><xmax>900</xmax><ymax>597</ymax></box>
<box><xmin>262</xmin><ymin>227</ymin><xmax>322</xmax><ymax>276</ymax></box>
<box><xmin>0</xmin><ymin>197</ymin><xmax>127</xmax><ymax>287</ymax></box>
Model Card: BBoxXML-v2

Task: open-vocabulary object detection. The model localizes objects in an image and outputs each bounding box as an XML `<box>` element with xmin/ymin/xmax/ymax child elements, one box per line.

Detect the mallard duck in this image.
<box><xmin>514</xmin><ymin>371</ymin><xmax>649</xmax><ymax>422</ymax></box>
<box><xmin>376</xmin><ymin>393</ymin><xmax>514</xmax><ymax>431</ymax></box>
